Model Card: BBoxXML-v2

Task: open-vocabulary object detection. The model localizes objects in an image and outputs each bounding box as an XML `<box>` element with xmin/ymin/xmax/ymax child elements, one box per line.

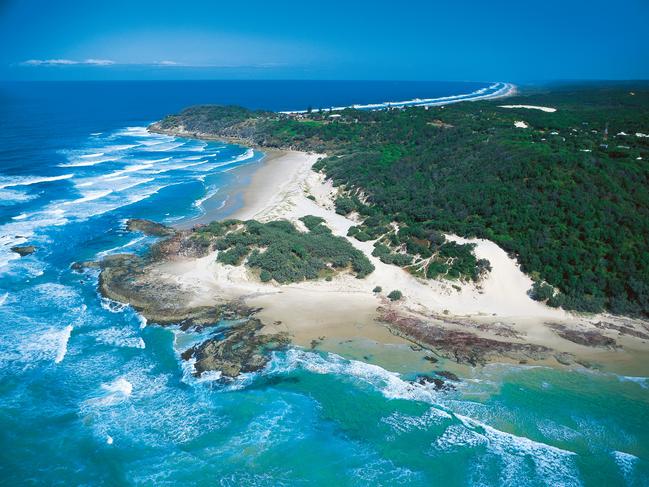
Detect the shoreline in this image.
<box><xmin>280</xmin><ymin>81</ymin><xmax>517</xmax><ymax>114</ymax></box>
<box><xmin>111</xmin><ymin>133</ymin><xmax>649</xmax><ymax>375</ymax></box>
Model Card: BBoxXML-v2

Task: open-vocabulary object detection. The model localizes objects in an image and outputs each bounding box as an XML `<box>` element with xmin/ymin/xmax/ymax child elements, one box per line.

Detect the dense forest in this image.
<box><xmin>155</xmin><ymin>83</ymin><xmax>649</xmax><ymax>316</ymax></box>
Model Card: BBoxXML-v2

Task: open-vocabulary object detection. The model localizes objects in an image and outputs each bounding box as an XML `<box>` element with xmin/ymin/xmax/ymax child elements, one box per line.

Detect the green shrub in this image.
<box><xmin>529</xmin><ymin>281</ymin><xmax>555</xmax><ymax>302</ymax></box>
<box><xmin>334</xmin><ymin>196</ymin><xmax>356</xmax><ymax>215</ymax></box>
<box><xmin>387</xmin><ymin>290</ymin><xmax>403</xmax><ymax>301</ymax></box>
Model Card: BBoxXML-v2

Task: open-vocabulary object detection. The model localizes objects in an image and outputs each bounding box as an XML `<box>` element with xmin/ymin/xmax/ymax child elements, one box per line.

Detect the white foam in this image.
<box><xmin>194</xmin><ymin>187</ymin><xmax>220</xmax><ymax>209</ymax></box>
<box><xmin>0</xmin><ymin>292</ymin><xmax>8</xmax><ymax>306</ymax></box>
<box><xmin>106</xmin><ymin>435</ymin><xmax>114</xmax><ymax>445</ymax></box>
<box><xmin>144</xmin><ymin>159</ymin><xmax>209</xmax><ymax>174</ymax></box>
<box><xmin>55</xmin><ymin>325</ymin><xmax>73</xmax><ymax>363</ymax></box>
<box><xmin>103</xmin><ymin>144</ymin><xmax>138</xmax><ymax>152</ymax></box>
<box><xmin>15</xmin><ymin>324</ymin><xmax>73</xmax><ymax>364</ymax></box>
<box><xmin>63</xmin><ymin>189</ymin><xmax>113</xmax><ymax>205</ymax></box>
<box><xmin>80</xmin><ymin>152</ymin><xmax>105</xmax><ymax>158</ymax></box>
<box><xmin>612</xmin><ymin>450</ymin><xmax>638</xmax><ymax>479</ymax></box>
<box><xmin>264</xmin><ymin>349</ymin><xmax>444</xmax><ymax>403</ymax></box>
<box><xmin>142</xmin><ymin>141</ymin><xmax>185</xmax><ymax>152</ymax></box>
<box><xmin>0</xmin><ymin>189</ymin><xmax>37</xmax><ymax>204</ymax></box>
<box><xmin>0</xmin><ymin>173</ymin><xmax>74</xmax><ymax>189</ymax></box>
<box><xmin>99</xmin><ymin>296</ymin><xmax>128</xmax><ymax>313</ymax></box>
<box><xmin>58</xmin><ymin>156</ymin><xmax>118</xmax><ymax>167</ymax></box>
<box><xmin>137</xmin><ymin>314</ymin><xmax>148</xmax><ymax>329</ymax></box>
<box><xmin>84</xmin><ymin>377</ymin><xmax>133</xmax><ymax>407</ymax></box>
<box><xmin>96</xmin><ymin>236</ymin><xmax>146</xmax><ymax>259</ymax></box>
<box><xmin>145</xmin><ymin>157</ymin><xmax>172</xmax><ymax>164</ymax></box>
<box><xmin>457</xmin><ymin>414</ymin><xmax>581</xmax><ymax>486</ymax></box>
<box><xmin>115</xmin><ymin>126</ymin><xmax>151</xmax><ymax>137</ymax></box>
<box><xmin>618</xmin><ymin>375</ymin><xmax>648</xmax><ymax>389</ymax></box>
<box><xmin>90</xmin><ymin>327</ymin><xmax>145</xmax><ymax>349</ymax></box>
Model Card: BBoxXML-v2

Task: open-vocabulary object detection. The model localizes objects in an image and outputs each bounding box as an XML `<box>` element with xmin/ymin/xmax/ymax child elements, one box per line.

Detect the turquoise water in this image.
<box><xmin>1</xmin><ymin>81</ymin><xmax>648</xmax><ymax>486</ymax></box>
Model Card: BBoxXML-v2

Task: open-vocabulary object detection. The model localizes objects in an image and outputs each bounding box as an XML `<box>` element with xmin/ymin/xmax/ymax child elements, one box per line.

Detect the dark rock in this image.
<box><xmin>546</xmin><ymin>322</ymin><xmax>618</xmax><ymax>349</ymax></box>
<box><xmin>11</xmin><ymin>245</ymin><xmax>37</xmax><ymax>257</ymax></box>
<box><xmin>126</xmin><ymin>218</ymin><xmax>175</xmax><ymax>237</ymax></box>
<box><xmin>71</xmin><ymin>261</ymin><xmax>100</xmax><ymax>272</ymax></box>
<box><xmin>415</xmin><ymin>374</ymin><xmax>454</xmax><ymax>391</ymax></box>
<box><xmin>380</xmin><ymin>307</ymin><xmax>554</xmax><ymax>366</ymax></box>
<box><xmin>435</xmin><ymin>370</ymin><xmax>460</xmax><ymax>382</ymax></box>
<box><xmin>423</xmin><ymin>355</ymin><xmax>438</xmax><ymax>363</ymax></box>
<box><xmin>181</xmin><ymin>318</ymin><xmax>289</xmax><ymax>378</ymax></box>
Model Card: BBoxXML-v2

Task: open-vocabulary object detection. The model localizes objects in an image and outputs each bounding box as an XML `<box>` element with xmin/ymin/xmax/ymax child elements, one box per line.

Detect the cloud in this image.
<box><xmin>21</xmin><ymin>58</ymin><xmax>115</xmax><ymax>66</ymax></box>
<box><xmin>17</xmin><ymin>59</ymin><xmax>286</xmax><ymax>70</ymax></box>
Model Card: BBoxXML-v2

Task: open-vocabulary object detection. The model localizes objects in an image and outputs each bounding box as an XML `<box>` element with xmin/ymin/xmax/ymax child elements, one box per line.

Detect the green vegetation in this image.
<box><xmin>373</xmin><ymin>286</ymin><xmax>382</xmax><ymax>293</ymax></box>
<box><xmin>387</xmin><ymin>290</ymin><xmax>403</xmax><ymax>301</ymax></box>
<box><xmin>158</xmin><ymin>83</ymin><xmax>649</xmax><ymax>316</ymax></box>
<box><xmin>192</xmin><ymin>217</ymin><xmax>374</xmax><ymax>283</ymax></box>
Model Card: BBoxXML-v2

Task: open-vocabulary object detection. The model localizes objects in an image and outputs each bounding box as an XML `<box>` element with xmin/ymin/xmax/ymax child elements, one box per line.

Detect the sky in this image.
<box><xmin>1</xmin><ymin>0</ymin><xmax>648</xmax><ymax>82</ymax></box>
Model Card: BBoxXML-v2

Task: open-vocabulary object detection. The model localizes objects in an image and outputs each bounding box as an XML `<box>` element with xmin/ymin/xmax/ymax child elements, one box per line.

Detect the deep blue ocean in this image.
<box><xmin>0</xmin><ymin>81</ymin><xmax>648</xmax><ymax>486</ymax></box>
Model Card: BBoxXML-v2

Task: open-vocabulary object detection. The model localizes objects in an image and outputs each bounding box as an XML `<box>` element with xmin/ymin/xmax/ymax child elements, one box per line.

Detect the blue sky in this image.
<box><xmin>1</xmin><ymin>0</ymin><xmax>648</xmax><ymax>81</ymax></box>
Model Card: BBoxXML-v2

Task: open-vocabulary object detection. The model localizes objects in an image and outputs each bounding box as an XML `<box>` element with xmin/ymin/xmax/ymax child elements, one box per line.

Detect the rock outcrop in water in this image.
<box><xmin>11</xmin><ymin>245</ymin><xmax>37</xmax><ymax>256</ymax></box>
<box><xmin>182</xmin><ymin>318</ymin><xmax>289</xmax><ymax>377</ymax></box>
<box><xmin>126</xmin><ymin>218</ymin><xmax>176</xmax><ymax>237</ymax></box>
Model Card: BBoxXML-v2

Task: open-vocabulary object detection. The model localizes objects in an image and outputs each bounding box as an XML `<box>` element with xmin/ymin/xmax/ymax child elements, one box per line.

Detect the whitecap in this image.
<box><xmin>90</xmin><ymin>327</ymin><xmax>145</xmax><ymax>349</ymax></box>
<box><xmin>55</xmin><ymin>325</ymin><xmax>73</xmax><ymax>363</ymax></box>
<box><xmin>0</xmin><ymin>173</ymin><xmax>74</xmax><ymax>189</ymax></box>
<box><xmin>0</xmin><ymin>189</ymin><xmax>37</xmax><ymax>205</ymax></box>
<box><xmin>62</xmin><ymin>189</ymin><xmax>113</xmax><ymax>205</ymax></box>
<box><xmin>99</xmin><ymin>296</ymin><xmax>128</xmax><ymax>313</ymax></box>
<box><xmin>79</xmin><ymin>152</ymin><xmax>105</xmax><ymax>158</ymax></box>
<box><xmin>194</xmin><ymin>187</ymin><xmax>220</xmax><ymax>209</ymax></box>
<box><xmin>612</xmin><ymin>450</ymin><xmax>638</xmax><ymax>479</ymax></box>
<box><xmin>142</xmin><ymin>141</ymin><xmax>185</xmax><ymax>152</ymax></box>
<box><xmin>264</xmin><ymin>349</ymin><xmax>443</xmax><ymax>403</ymax></box>
<box><xmin>61</xmin><ymin>157</ymin><xmax>117</xmax><ymax>168</ymax></box>
<box><xmin>618</xmin><ymin>375</ymin><xmax>648</xmax><ymax>389</ymax></box>
<box><xmin>84</xmin><ymin>377</ymin><xmax>133</xmax><ymax>407</ymax></box>
<box><xmin>96</xmin><ymin>236</ymin><xmax>146</xmax><ymax>259</ymax></box>
<box><xmin>459</xmin><ymin>414</ymin><xmax>580</xmax><ymax>485</ymax></box>
<box><xmin>0</xmin><ymin>292</ymin><xmax>8</xmax><ymax>306</ymax></box>
<box><xmin>137</xmin><ymin>314</ymin><xmax>147</xmax><ymax>329</ymax></box>
<box><xmin>15</xmin><ymin>324</ymin><xmax>73</xmax><ymax>364</ymax></box>
<box><xmin>103</xmin><ymin>144</ymin><xmax>138</xmax><ymax>152</ymax></box>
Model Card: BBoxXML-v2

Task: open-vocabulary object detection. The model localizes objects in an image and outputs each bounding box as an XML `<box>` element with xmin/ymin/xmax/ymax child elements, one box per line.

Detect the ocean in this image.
<box><xmin>0</xmin><ymin>80</ymin><xmax>647</xmax><ymax>486</ymax></box>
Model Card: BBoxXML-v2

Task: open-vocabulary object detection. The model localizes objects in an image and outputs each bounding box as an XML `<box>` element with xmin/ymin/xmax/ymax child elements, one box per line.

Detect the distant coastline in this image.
<box><xmin>280</xmin><ymin>81</ymin><xmax>516</xmax><ymax>114</ymax></box>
